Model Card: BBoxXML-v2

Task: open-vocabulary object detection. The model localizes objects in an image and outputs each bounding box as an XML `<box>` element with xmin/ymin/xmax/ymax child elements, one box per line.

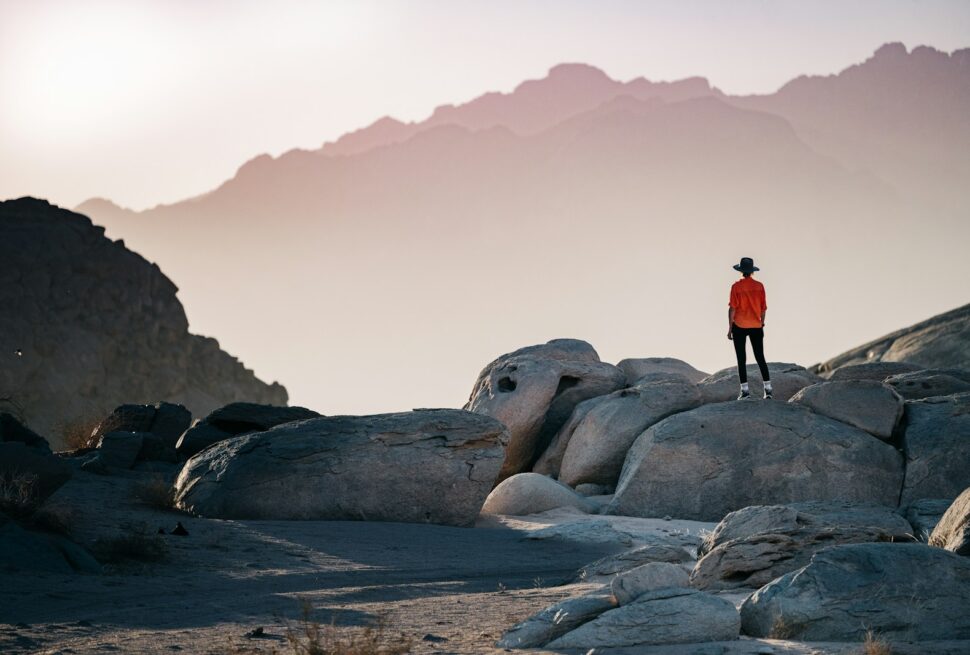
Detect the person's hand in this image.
<box><xmin>727</xmin><ymin>329</ymin><xmax>733</xmax><ymax>340</ymax></box>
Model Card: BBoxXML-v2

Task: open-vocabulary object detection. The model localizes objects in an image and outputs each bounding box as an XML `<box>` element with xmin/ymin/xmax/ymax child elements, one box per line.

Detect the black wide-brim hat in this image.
<box><xmin>733</xmin><ymin>257</ymin><xmax>760</xmax><ymax>273</ymax></box>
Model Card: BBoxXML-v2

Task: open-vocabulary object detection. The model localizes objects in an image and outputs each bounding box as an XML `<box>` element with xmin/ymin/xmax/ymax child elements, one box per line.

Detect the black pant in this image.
<box><xmin>732</xmin><ymin>324</ymin><xmax>770</xmax><ymax>384</ymax></box>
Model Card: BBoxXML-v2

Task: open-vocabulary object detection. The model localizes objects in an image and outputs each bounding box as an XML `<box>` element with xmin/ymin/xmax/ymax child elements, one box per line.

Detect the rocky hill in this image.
<box><xmin>0</xmin><ymin>197</ymin><xmax>287</xmax><ymax>446</ymax></box>
<box><xmin>814</xmin><ymin>302</ymin><xmax>970</xmax><ymax>374</ymax></box>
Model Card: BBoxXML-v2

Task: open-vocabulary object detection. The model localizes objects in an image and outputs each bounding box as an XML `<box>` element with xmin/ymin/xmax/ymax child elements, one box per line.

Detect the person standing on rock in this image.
<box><xmin>727</xmin><ymin>257</ymin><xmax>772</xmax><ymax>400</ymax></box>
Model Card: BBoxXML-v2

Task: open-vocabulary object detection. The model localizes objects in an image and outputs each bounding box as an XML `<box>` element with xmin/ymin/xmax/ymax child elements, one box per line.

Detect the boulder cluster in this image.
<box><xmin>3</xmin><ymin>287</ymin><xmax>969</xmax><ymax>649</ymax></box>
<box><xmin>0</xmin><ymin>198</ymin><xmax>287</xmax><ymax>447</ymax></box>
<box><xmin>468</xmin><ymin>338</ymin><xmax>970</xmax><ymax>649</ymax></box>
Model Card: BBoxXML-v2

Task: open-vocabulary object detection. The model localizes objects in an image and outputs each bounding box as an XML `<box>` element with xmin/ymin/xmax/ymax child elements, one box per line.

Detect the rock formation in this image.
<box><xmin>815</xmin><ymin>302</ymin><xmax>970</xmax><ymax>375</ymax></box>
<box><xmin>900</xmin><ymin>393</ymin><xmax>970</xmax><ymax>505</ymax></box>
<box><xmin>0</xmin><ymin>198</ymin><xmax>287</xmax><ymax>447</ymax></box>
<box><xmin>607</xmin><ymin>402</ymin><xmax>903</xmax><ymax>521</ymax></box>
<box><xmin>740</xmin><ymin>543</ymin><xmax>970</xmax><ymax>641</ymax></box>
<box><xmin>464</xmin><ymin>339</ymin><xmax>625</xmax><ymax>484</ymax></box>
<box><xmin>175</xmin><ymin>409</ymin><xmax>508</xmax><ymax>526</ymax></box>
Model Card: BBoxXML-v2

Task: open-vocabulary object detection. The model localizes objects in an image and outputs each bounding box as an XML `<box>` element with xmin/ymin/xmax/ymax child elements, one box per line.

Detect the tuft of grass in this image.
<box><xmin>285</xmin><ymin>599</ymin><xmax>412</xmax><ymax>655</ymax></box>
<box><xmin>768</xmin><ymin>615</ymin><xmax>798</xmax><ymax>640</ymax></box>
<box><xmin>59</xmin><ymin>415</ymin><xmax>103</xmax><ymax>451</ymax></box>
<box><xmin>133</xmin><ymin>474</ymin><xmax>177</xmax><ymax>511</ymax></box>
<box><xmin>861</xmin><ymin>630</ymin><xmax>892</xmax><ymax>655</ymax></box>
<box><xmin>28</xmin><ymin>503</ymin><xmax>77</xmax><ymax>536</ymax></box>
<box><xmin>0</xmin><ymin>472</ymin><xmax>40</xmax><ymax>519</ymax></box>
<box><xmin>92</xmin><ymin>526</ymin><xmax>168</xmax><ymax>564</ymax></box>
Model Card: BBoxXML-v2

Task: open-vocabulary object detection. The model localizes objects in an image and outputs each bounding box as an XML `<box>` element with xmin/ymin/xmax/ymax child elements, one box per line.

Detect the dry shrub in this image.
<box><xmin>59</xmin><ymin>415</ymin><xmax>104</xmax><ymax>451</ymax></box>
<box><xmin>286</xmin><ymin>600</ymin><xmax>411</xmax><ymax>655</ymax></box>
<box><xmin>861</xmin><ymin>630</ymin><xmax>892</xmax><ymax>655</ymax></box>
<box><xmin>768</xmin><ymin>615</ymin><xmax>798</xmax><ymax>639</ymax></box>
<box><xmin>92</xmin><ymin>526</ymin><xmax>168</xmax><ymax>564</ymax></box>
<box><xmin>0</xmin><ymin>472</ymin><xmax>40</xmax><ymax>518</ymax></box>
<box><xmin>133</xmin><ymin>474</ymin><xmax>177</xmax><ymax>511</ymax></box>
<box><xmin>28</xmin><ymin>503</ymin><xmax>77</xmax><ymax>536</ymax></box>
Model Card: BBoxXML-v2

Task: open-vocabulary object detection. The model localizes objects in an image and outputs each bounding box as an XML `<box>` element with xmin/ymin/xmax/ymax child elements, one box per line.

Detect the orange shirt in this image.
<box><xmin>729</xmin><ymin>277</ymin><xmax>767</xmax><ymax>328</ymax></box>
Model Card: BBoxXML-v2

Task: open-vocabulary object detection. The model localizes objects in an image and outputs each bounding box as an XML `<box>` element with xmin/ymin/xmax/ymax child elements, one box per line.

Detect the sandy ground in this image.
<box><xmin>2</xmin><ymin>465</ymin><xmax>968</xmax><ymax>655</ymax></box>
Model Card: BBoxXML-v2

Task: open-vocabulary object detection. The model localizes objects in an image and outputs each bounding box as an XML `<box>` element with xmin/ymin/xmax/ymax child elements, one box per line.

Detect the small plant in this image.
<box><xmin>532</xmin><ymin>576</ymin><xmax>544</xmax><ymax>589</ymax></box>
<box><xmin>92</xmin><ymin>525</ymin><xmax>168</xmax><ymax>564</ymax></box>
<box><xmin>59</xmin><ymin>415</ymin><xmax>103</xmax><ymax>451</ymax></box>
<box><xmin>861</xmin><ymin>629</ymin><xmax>892</xmax><ymax>655</ymax></box>
<box><xmin>285</xmin><ymin>599</ymin><xmax>411</xmax><ymax>655</ymax></box>
<box><xmin>133</xmin><ymin>474</ymin><xmax>177</xmax><ymax>511</ymax></box>
<box><xmin>0</xmin><ymin>472</ymin><xmax>40</xmax><ymax>519</ymax></box>
<box><xmin>28</xmin><ymin>503</ymin><xmax>77</xmax><ymax>536</ymax></box>
<box><xmin>768</xmin><ymin>615</ymin><xmax>798</xmax><ymax>639</ymax></box>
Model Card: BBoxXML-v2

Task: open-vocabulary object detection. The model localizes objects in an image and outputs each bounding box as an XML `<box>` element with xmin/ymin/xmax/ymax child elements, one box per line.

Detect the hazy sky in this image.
<box><xmin>1</xmin><ymin>0</ymin><xmax>969</xmax><ymax>210</ymax></box>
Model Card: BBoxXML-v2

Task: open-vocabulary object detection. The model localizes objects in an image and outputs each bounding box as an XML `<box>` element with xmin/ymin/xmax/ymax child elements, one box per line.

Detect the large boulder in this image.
<box><xmin>886</xmin><ymin>369</ymin><xmax>970</xmax><ymax>400</ymax></box>
<box><xmin>532</xmin><ymin>395</ymin><xmax>602</xmax><ymax>477</ymax></box>
<box><xmin>615</xmin><ymin>357</ymin><xmax>708</xmax><ymax>385</ymax></box>
<box><xmin>480</xmin><ymin>473</ymin><xmax>593</xmax><ymax>515</ymax></box>
<box><xmin>0</xmin><ymin>413</ymin><xmax>70</xmax><ymax>506</ymax></box>
<box><xmin>900</xmin><ymin>393</ymin><xmax>970</xmax><ymax>505</ymax></box>
<box><xmin>464</xmin><ymin>339</ymin><xmax>625</xmax><ymax>484</ymax></box>
<box><xmin>546</xmin><ymin>588</ymin><xmax>740</xmax><ymax>649</ymax></box>
<box><xmin>789</xmin><ymin>380</ymin><xmax>903</xmax><ymax>440</ymax></box>
<box><xmin>175</xmin><ymin>402</ymin><xmax>319</xmax><ymax>459</ymax></box>
<box><xmin>929</xmin><ymin>487</ymin><xmax>970</xmax><ymax>555</ymax></box>
<box><xmin>607</xmin><ymin>402</ymin><xmax>904</xmax><ymax>521</ymax></box>
<box><xmin>547</xmin><ymin>381</ymin><xmax>703</xmax><ymax>487</ymax></box>
<box><xmin>740</xmin><ymin>543</ymin><xmax>970</xmax><ymax>641</ymax></box>
<box><xmin>825</xmin><ymin>361</ymin><xmax>922</xmax><ymax>382</ymax></box>
<box><xmin>813</xmin><ymin>302</ymin><xmax>970</xmax><ymax>375</ymax></box>
<box><xmin>89</xmin><ymin>402</ymin><xmax>192</xmax><ymax>462</ymax></box>
<box><xmin>175</xmin><ymin>409</ymin><xmax>508</xmax><ymax>526</ymax></box>
<box><xmin>698</xmin><ymin>363</ymin><xmax>821</xmax><ymax>402</ymax></box>
<box><xmin>496</xmin><ymin>592</ymin><xmax>616</xmax><ymax>649</ymax></box>
<box><xmin>0</xmin><ymin>197</ymin><xmax>288</xmax><ymax>448</ymax></box>
<box><xmin>691</xmin><ymin>501</ymin><xmax>914</xmax><ymax>590</ymax></box>
<box><xmin>610</xmin><ymin>561</ymin><xmax>690</xmax><ymax>605</ymax></box>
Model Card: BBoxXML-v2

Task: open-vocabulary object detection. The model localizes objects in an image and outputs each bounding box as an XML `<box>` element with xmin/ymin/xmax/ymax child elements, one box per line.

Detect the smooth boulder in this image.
<box><xmin>740</xmin><ymin>543</ymin><xmax>970</xmax><ymax>641</ymax></box>
<box><xmin>554</xmin><ymin>381</ymin><xmax>703</xmax><ymax>487</ymax></box>
<box><xmin>691</xmin><ymin>501</ymin><xmax>913</xmax><ymax>590</ymax></box>
<box><xmin>616</xmin><ymin>357</ymin><xmax>708</xmax><ymax>385</ymax></box>
<box><xmin>464</xmin><ymin>339</ymin><xmax>625</xmax><ymax>484</ymax></box>
<box><xmin>175</xmin><ymin>402</ymin><xmax>319</xmax><ymax>459</ymax></box>
<box><xmin>929</xmin><ymin>486</ymin><xmax>970</xmax><ymax>555</ymax></box>
<box><xmin>547</xmin><ymin>588</ymin><xmax>740</xmax><ymax>649</ymax></box>
<box><xmin>610</xmin><ymin>562</ymin><xmax>689</xmax><ymax>605</ymax></box>
<box><xmin>496</xmin><ymin>592</ymin><xmax>616</xmax><ymax>649</ymax></box>
<box><xmin>175</xmin><ymin>409</ymin><xmax>508</xmax><ymax>526</ymax></box>
<box><xmin>480</xmin><ymin>473</ymin><xmax>593</xmax><ymax>515</ymax></box>
<box><xmin>607</xmin><ymin>402</ymin><xmax>903</xmax><ymax>521</ymax></box>
<box><xmin>698</xmin><ymin>362</ymin><xmax>820</xmax><ymax>402</ymax></box>
<box><xmin>900</xmin><ymin>393</ymin><xmax>970</xmax><ymax>505</ymax></box>
<box><xmin>789</xmin><ymin>380</ymin><xmax>903</xmax><ymax>440</ymax></box>
<box><xmin>886</xmin><ymin>369</ymin><xmax>970</xmax><ymax>400</ymax></box>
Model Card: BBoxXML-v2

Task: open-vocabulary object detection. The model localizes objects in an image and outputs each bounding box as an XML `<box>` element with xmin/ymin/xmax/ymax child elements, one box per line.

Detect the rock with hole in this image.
<box><xmin>465</xmin><ymin>339</ymin><xmax>625</xmax><ymax>484</ymax></box>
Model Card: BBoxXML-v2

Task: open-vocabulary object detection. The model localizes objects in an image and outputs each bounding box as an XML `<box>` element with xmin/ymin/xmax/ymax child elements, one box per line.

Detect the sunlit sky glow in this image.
<box><xmin>1</xmin><ymin>0</ymin><xmax>969</xmax><ymax>210</ymax></box>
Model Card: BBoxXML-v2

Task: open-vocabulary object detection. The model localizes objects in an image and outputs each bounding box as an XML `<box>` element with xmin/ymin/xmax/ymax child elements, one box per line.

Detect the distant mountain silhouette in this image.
<box><xmin>320</xmin><ymin>63</ymin><xmax>718</xmax><ymax>157</ymax></box>
<box><xmin>74</xmin><ymin>44</ymin><xmax>970</xmax><ymax>416</ymax></box>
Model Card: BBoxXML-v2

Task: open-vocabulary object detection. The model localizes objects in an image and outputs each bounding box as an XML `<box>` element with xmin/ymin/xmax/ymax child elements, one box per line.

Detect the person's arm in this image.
<box><xmin>728</xmin><ymin>307</ymin><xmax>735</xmax><ymax>340</ymax></box>
<box><xmin>760</xmin><ymin>286</ymin><xmax>767</xmax><ymax>327</ymax></box>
